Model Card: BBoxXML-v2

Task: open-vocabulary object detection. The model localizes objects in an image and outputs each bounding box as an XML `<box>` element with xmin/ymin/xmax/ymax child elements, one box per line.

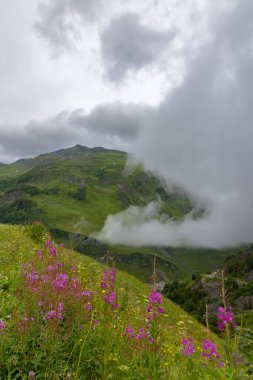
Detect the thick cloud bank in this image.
<box><xmin>96</xmin><ymin>1</ymin><xmax>253</xmax><ymax>248</ymax></box>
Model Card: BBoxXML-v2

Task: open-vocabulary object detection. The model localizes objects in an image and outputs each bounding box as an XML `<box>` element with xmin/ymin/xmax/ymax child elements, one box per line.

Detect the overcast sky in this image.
<box><xmin>1</xmin><ymin>0</ymin><xmax>253</xmax><ymax>248</ymax></box>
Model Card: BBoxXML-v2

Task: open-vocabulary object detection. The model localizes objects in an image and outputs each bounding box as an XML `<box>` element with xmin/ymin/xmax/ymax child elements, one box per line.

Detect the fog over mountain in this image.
<box><xmin>1</xmin><ymin>0</ymin><xmax>253</xmax><ymax>247</ymax></box>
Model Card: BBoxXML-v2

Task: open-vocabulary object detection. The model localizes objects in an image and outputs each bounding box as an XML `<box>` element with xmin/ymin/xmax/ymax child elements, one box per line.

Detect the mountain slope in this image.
<box><xmin>0</xmin><ymin>145</ymin><xmax>232</xmax><ymax>282</ymax></box>
<box><xmin>0</xmin><ymin>224</ymin><xmax>248</xmax><ymax>379</ymax></box>
<box><xmin>0</xmin><ymin>145</ymin><xmax>191</xmax><ymax>233</ymax></box>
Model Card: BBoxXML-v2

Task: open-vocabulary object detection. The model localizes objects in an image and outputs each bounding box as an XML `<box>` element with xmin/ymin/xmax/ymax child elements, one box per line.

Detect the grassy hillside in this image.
<box><xmin>0</xmin><ymin>224</ymin><xmax>250</xmax><ymax>379</ymax></box>
<box><xmin>0</xmin><ymin>145</ymin><xmax>232</xmax><ymax>282</ymax></box>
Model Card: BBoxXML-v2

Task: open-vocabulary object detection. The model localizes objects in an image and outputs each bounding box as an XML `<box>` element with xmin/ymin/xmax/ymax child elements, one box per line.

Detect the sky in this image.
<box><xmin>1</xmin><ymin>0</ymin><xmax>253</xmax><ymax>248</ymax></box>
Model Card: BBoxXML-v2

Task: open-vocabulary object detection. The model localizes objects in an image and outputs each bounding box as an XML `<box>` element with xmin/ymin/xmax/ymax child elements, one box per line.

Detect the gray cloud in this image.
<box><xmin>96</xmin><ymin>0</ymin><xmax>253</xmax><ymax>248</ymax></box>
<box><xmin>35</xmin><ymin>0</ymin><xmax>102</xmax><ymax>52</ymax></box>
<box><xmin>73</xmin><ymin>103</ymin><xmax>151</xmax><ymax>140</ymax></box>
<box><xmin>101</xmin><ymin>12</ymin><xmax>174</xmax><ymax>81</ymax></box>
<box><xmin>0</xmin><ymin>103</ymin><xmax>147</xmax><ymax>162</ymax></box>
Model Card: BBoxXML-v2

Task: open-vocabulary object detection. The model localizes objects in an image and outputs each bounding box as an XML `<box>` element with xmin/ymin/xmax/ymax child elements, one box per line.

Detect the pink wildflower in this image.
<box><xmin>149</xmin><ymin>290</ymin><xmax>162</xmax><ymax>304</ymax></box>
<box><xmin>201</xmin><ymin>339</ymin><xmax>220</xmax><ymax>360</ymax></box>
<box><xmin>217</xmin><ymin>305</ymin><xmax>236</xmax><ymax>331</ymax></box>
<box><xmin>0</xmin><ymin>320</ymin><xmax>5</xmax><ymax>330</ymax></box>
<box><xmin>181</xmin><ymin>338</ymin><xmax>195</xmax><ymax>356</ymax></box>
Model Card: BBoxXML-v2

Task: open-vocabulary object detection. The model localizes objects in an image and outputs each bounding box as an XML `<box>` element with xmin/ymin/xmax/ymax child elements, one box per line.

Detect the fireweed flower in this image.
<box><xmin>125</xmin><ymin>325</ymin><xmax>135</xmax><ymax>338</ymax></box>
<box><xmin>36</xmin><ymin>250</ymin><xmax>43</xmax><ymax>259</ymax></box>
<box><xmin>0</xmin><ymin>320</ymin><xmax>5</xmax><ymax>331</ymax></box>
<box><xmin>55</xmin><ymin>261</ymin><xmax>63</xmax><ymax>269</ymax></box>
<box><xmin>57</xmin><ymin>303</ymin><xmax>64</xmax><ymax>311</ymax></box>
<box><xmin>181</xmin><ymin>338</ymin><xmax>195</xmax><ymax>356</ymax></box>
<box><xmin>49</xmin><ymin>245</ymin><xmax>57</xmax><ymax>257</ymax></box>
<box><xmin>149</xmin><ymin>290</ymin><xmax>162</xmax><ymax>304</ymax></box>
<box><xmin>137</xmin><ymin>328</ymin><xmax>144</xmax><ymax>340</ymax></box>
<box><xmin>53</xmin><ymin>273</ymin><xmax>69</xmax><ymax>291</ymax></box>
<box><xmin>201</xmin><ymin>339</ymin><xmax>220</xmax><ymax>361</ymax></box>
<box><xmin>101</xmin><ymin>269</ymin><xmax>118</xmax><ymax>308</ymax></box>
<box><xmin>45</xmin><ymin>240</ymin><xmax>51</xmax><ymax>248</ymax></box>
<box><xmin>217</xmin><ymin>305</ymin><xmax>236</xmax><ymax>331</ymax></box>
<box><xmin>103</xmin><ymin>291</ymin><xmax>116</xmax><ymax>304</ymax></box>
<box><xmin>100</xmin><ymin>269</ymin><xmax>116</xmax><ymax>289</ymax></box>
<box><xmin>80</xmin><ymin>290</ymin><xmax>92</xmax><ymax>298</ymax></box>
<box><xmin>147</xmin><ymin>290</ymin><xmax>164</xmax><ymax>321</ymax></box>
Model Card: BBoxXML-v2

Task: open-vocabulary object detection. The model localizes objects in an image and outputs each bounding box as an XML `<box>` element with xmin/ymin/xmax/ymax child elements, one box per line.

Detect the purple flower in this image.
<box><xmin>103</xmin><ymin>292</ymin><xmax>116</xmax><ymax>304</ymax></box>
<box><xmin>0</xmin><ymin>320</ymin><xmax>5</xmax><ymax>330</ymax></box>
<box><xmin>100</xmin><ymin>269</ymin><xmax>116</xmax><ymax>289</ymax></box>
<box><xmin>57</xmin><ymin>303</ymin><xmax>64</xmax><ymax>311</ymax></box>
<box><xmin>47</xmin><ymin>310</ymin><xmax>56</xmax><ymax>319</ymax></box>
<box><xmin>85</xmin><ymin>303</ymin><xmax>92</xmax><ymax>311</ymax></box>
<box><xmin>49</xmin><ymin>246</ymin><xmax>57</xmax><ymax>257</ymax></box>
<box><xmin>53</xmin><ymin>273</ymin><xmax>69</xmax><ymax>291</ymax></box>
<box><xmin>125</xmin><ymin>325</ymin><xmax>135</xmax><ymax>338</ymax></box>
<box><xmin>149</xmin><ymin>290</ymin><xmax>162</xmax><ymax>304</ymax></box>
<box><xmin>36</xmin><ymin>250</ymin><xmax>43</xmax><ymax>259</ymax></box>
<box><xmin>181</xmin><ymin>337</ymin><xmax>195</xmax><ymax>356</ymax></box>
<box><xmin>217</xmin><ymin>305</ymin><xmax>235</xmax><ymax>331</ymax></box>
<box><xmin>201</xmin><ymin>339</ymin><xmax>220</xmax><ymax>360</ymax></box>
<box><xmin>81</xmin><ymin>290</ymin><xmax>92</xmax><ymax>298</ymax></box>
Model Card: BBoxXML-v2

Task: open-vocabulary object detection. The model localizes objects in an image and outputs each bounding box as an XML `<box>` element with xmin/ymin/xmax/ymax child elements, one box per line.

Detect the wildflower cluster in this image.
<box><xmin>180</xmin><ymin>337</ymin><xmax>224</xmax><ymax>367</ymax></box>
<box><xmin>21</xmin><ymin>241</ymin><xmax>93</xmax><ymax>328</ymax></box>
<box><xmin>201</xmin><ymin>340</ymin><xmax>222</xmax><ymax>363</ymax></box>
<box><xmin>217</xmin><ymin>305</ymin><xmax>236</xmax><ymax>331</ymax></box>
<box><xmin>181</xmin><ymin>338</ymin><xmax>195</xmax><ymax>356</ymax></box>
<box><xmin>148</xmin><ymin>290</ymin><xmax>164</xmax><ymax>321</ymax></box>
<box><xmin>124</xmin><ymin>289</ymin><xmax>164</xmax><ymax>345</ymax></box>
<box><xmin>100</xmin><ymin>269</ymin><xmax>118</xmax><ymax>309</ymax></box>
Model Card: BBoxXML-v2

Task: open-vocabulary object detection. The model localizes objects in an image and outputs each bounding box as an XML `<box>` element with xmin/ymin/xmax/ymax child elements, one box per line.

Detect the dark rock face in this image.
<box><xmin>235</xmin><ymin>296</ymin><xmax>253</xmax><ymax>311</ymax></box>
<box><xmin>201</xmin><ymin>279</ymin><xmax>222</xmax><ymax>301</ymax></box>
<box><xmin>1</xmin><ymin>190</ymin><xmax>21</xmax><ymax>202</ymax></box>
